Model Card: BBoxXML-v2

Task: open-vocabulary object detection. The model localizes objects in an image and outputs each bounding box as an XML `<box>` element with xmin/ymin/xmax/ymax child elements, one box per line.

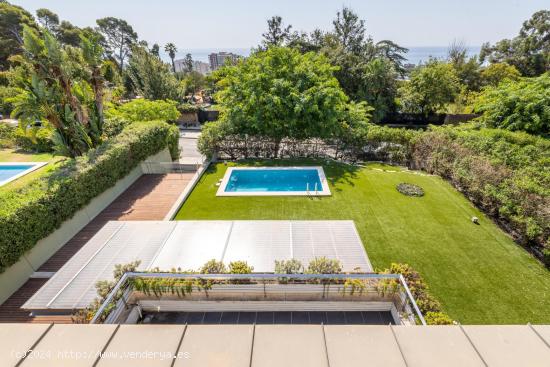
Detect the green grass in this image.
<box><xmin>175</xmin><ymin>159</ymin><xmax>550</xmax><ymax>324</ymax></box>
<box><xmin>0</xmin><ymin>148</ymin><xmax>63</xmax><ymax>192</ymax></box>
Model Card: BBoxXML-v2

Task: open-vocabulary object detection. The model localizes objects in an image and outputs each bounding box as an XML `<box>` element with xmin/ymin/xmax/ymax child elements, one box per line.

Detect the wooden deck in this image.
<box><xmin>0</xmin><ymin>173</ymin><xmax>193</xmax><ymax>323</ymax></box>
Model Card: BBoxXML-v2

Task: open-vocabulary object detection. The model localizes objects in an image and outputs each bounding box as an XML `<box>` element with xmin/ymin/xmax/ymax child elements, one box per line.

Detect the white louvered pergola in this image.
<box><xmin>24</xmin><ymin>220</ymin><xmax>372</xmax><ymax>311</ymax></box>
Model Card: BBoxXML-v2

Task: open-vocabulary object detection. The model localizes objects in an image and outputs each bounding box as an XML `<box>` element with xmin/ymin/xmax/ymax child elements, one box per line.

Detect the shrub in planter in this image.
<box><xmin>306</xmin><ymin>257</ymin><xmax>342</xmax><ymax>274</ymax></box>
<box><xmin>274</xmin><ymin>259</ymin><xmax>303</xmax><ymax>274</ymax></box>
<box><xmin>397</xmin><ymin>183</ymin><xmax>424</xmax><ymax>197</ymax></box>
<box><xmin>0</xmin><ymin>121</ymin><xmax>178</xmax><ymax>273</ymax></box>
<box><xmin>200</xmin><ymin>259</ymin><xmax>227</xmax><ymax>274</ymax></box>
<box><xmin>229</xmin><ymin>261</ymin><xmax>253</xmax><ymax>274</ymax></box>
<box><xmin>178</xmin><ymin>103</ymin><xmax>199</xmax><ymax>114</ymax></box>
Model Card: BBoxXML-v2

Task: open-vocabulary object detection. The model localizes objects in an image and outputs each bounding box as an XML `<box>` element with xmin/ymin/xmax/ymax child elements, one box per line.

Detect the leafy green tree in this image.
<box><xmin>398</xmin><ymin>59</ymin><xmax>460</xmax><ymax>115</ymax></box>
<box><xmin>164</xmin><ymin>42</ymin><xmax>177</xmax><ymax>72</ymax></box>
<box><xmin>473</xmin><ymin>73</ymin><xmax>550</xmax><ymax>135</ymax></box>
<box><xmin>480</xmin><ymin>10</ymin><xmax>549</xmax><ymax>76</ymax></box>
<box><xmin>9</xmin><ymin>27</ymin><xmax>107</xmax><ymax>156</ymax></box>
<box><xmin>183</xmin><ymin>53</ymin><xmax>193</xmax><ymax>73</ymax></box>
<box><xmin>181</xmin><ymin>71</ymin><xmax>205</xmax><ymax>95</ymax></box>
<box><xmin>96</xmin><ymin>17</ymin><xmax>138</xmax><ymax>71</ymax></box>
<box><xmin>36</xmin><ymin>8</ymin><xmax>59</xmax><ymax>33</ymax></box>
<box><xmin>214</xmin><ymin>47</ymin><xmax>350</xmax><ymax>149</ymax></box>
<box><xmin>375</xmin><ymin>40</ymin><xmax>409</xmax><ymax>77</ymax></box>
<box><xmin>150</xmin><ymin>43</ymin><xmax>160</xmax><ymax>57</ymax></box>
<box><xmin>358</xmin><ymin>58</ymin><xmax>398</xmax><ymax>122</ymax></box>
<box><xmin>0</xmin><ymin>2</ymin><xmax>37</xmax><ymax>70</ymax></box>
<box><xmin>480</xmin><ymin>63</ymin><xmax>521</xmax><ymax>87</ymax></box>
<box><xmin>125</xmin><ymin>45</ymin><xmax>180</xmax><ymax>100</ymax></box>
<box><xmin>447</xmin><ymin>40</ymin><xmax>482</xmax><ymax>91</ymax></box>
<box><xmin>261</xmin><ymin>15</ymin><xmax>292</xmax><ymax>49</ymax></box>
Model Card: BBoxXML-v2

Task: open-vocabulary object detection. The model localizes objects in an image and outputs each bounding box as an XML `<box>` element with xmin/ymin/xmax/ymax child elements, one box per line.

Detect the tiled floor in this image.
<box><xmin>142</xmin><ymin>311</ymin><xmax>396</xmax><ymax>325</ymax></box>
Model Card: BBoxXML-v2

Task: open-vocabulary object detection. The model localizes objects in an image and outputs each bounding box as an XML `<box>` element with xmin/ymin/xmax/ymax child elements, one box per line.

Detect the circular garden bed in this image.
<box><xmin>396</xmin><ymin>183</ymin><xmax>424</xmax><ymax>197</ymax></box>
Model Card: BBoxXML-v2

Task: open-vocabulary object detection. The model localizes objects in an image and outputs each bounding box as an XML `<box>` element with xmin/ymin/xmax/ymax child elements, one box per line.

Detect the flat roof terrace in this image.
<box><xmin>24</xmin><ymin>220</ymin><xmax>372</xmax><ymax>312</ymax></box>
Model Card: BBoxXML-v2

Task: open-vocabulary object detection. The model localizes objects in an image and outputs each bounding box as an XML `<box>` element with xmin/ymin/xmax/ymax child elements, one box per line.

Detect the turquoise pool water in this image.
<box><xmin>0</xmin><ymin>164</ymin><xmax>35</xmax><ymax>184</ymax></box>
<box><xmin>224</xmin><ymin>168</ymin><xmax>323</xmax><ymax>192</ymax></box>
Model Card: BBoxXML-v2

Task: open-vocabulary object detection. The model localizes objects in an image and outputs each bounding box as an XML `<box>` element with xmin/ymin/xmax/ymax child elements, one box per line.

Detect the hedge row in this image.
<box><xmin>0</xmin><ymin>120</ymin><xmax>179</xmax><ymax>272</ymax></box>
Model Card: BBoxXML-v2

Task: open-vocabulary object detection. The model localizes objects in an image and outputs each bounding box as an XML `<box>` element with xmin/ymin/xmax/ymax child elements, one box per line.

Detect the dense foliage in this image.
<box><xmin>208</xmin><ymin>47</ymin><xmax>371</xmax><ymax>156</ymax></box>
<box><xmin>473</xmin><ymin>73</ymin><xmax>550</xmax><ymax>135</ymax></box>
<box><xmin>398</xmin><ymin>60</ymin><xmax>460</xmax><ymax>114</ymax></box>
<box><xmin>0</xmin><ymin>120</ymin><xmax>178</xmax><ymax>272</ymax></box>
<box><xmin>9</xmin><ymin>26</ymin><xmax>107</xmax><ymax>157</ymax></box>
<box><xmin>480</xmin><ymin>10</ymin><xmax>549</xmax><ymax>77</ymax></box>
<box><xmin>105</xmin><ymin>99</ymin><xmax>179</xmax><ymax>122</ymax></box>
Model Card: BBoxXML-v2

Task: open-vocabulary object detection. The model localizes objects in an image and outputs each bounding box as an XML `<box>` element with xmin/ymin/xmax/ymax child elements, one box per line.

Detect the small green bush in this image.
<box><xmin>0</xmin><ymin>123</ymin><xmax>16</xmax><ymax>148</ymax></box>
<box><xmin>306</xmin><ymin>257</ymin><xmax>342</xmax><ymax>274</ymax></box>
<box><xmin>14</xmin><ymin>127</ymin><xmax>54</xmax><ymax>152</ymax></box>
<box><xmin>200</xmin><ymin>259</ymin><xmax>227</xmax><ymax>274</ymax></box>
<box><xmin>274</xmin><ymin>259</ymin><xmax>303</xmax><ymax>274</ymax></box>
<box><xmin>229</xmin><ymin>261</ymin><xmax>254</xmax><ymax>274</ymax></box>
<box><xmin>0</xmin><ymin>120</ymin><xmax>178</xmax><ymax>272</ymax></box>
<box><xmin>178</xmin><ymin>103</ymin><xmax>199</xmax><ymax>114</ymax></box>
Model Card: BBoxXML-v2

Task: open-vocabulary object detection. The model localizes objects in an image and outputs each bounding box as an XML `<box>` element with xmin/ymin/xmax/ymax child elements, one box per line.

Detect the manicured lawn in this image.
<box><xmin>0</xmin><ymin>148</ymin><xmax>63</xmax><ymax>191</ymax></box>
<box><xmin>175</xmin><ymin>160</ymin><xmax>550</xmax><ymax>324</ymax></box>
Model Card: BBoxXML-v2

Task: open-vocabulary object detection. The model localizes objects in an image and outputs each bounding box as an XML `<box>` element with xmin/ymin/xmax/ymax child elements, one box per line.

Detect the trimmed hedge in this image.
<box><xmin>0</xmin><ymin>120</ymin><xmax>179</xmax><ymax>272</ymax></box>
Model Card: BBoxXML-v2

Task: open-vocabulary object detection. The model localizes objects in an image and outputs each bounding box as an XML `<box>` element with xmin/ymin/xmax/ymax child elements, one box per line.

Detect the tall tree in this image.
<box><xmin>96</xmin><ymin>17</ymin><xmax>138</xmax><ymax>71</ymax></box>
<box><xmin>126</xmin><ymin>45</ymin><xmax>180</xmax><ymax>100</ymax></box>
<box><xmin>261</xmin><ymin>16</ymin><xmax>292</xmax><ymax>49</ymax></box>
<box><xmin>375</xmin><ymin>40</ymin><xmax>408</xmax><ymax>76</ymax></box>
<box><xmin>36</xmin><ymin>8</ymin><xmax>59</xmax><ymax>33</ymax></box>
<box><xmin>333</xmin><ymin>7</ymin><xmax>366</xmax><ymax>53</ymax></box>
<box><xmin>164</xmin><ymin>42</ymin><xmax>177</xmax><ymax>72</ymax></box>
<box><xmin>183</xmin><ymin>53</ymin><xmax>193</xmax><ymax>73</ymax></box>
<box><xmin>0</xmin><ymin>1</ymin><xmax>37</xmax><ymax>70</ymax></box>
<box><xmin>150</xmin><ymin>43</ymin><xmax>160</xmax><ymax>57</ymax></box>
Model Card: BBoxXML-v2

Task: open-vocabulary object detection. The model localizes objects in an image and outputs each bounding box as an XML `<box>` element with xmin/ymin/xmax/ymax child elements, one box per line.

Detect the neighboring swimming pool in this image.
<box><xmin>216</xmin><ymin>166</ymin><xmax>331</xmax><ymax>196</ymax></box>
<box><xmin>0</xmin><ymin>162</ymin><xmax>47</xmax><ymax>187</ymax></box>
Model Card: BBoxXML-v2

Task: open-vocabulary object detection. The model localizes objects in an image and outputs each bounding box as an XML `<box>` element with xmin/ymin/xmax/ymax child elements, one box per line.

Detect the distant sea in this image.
<box><xmin>173</xmin><ymin>46</ymin><xmax>481</xmax><ymax>65</ymax></box>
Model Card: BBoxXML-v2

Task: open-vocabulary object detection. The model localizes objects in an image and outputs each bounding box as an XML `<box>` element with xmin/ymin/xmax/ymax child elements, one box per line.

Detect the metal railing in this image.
<box><xmin>90</xmin><ymin>272</ymin><xmax>426</xmax><ymax>325</ymax></box>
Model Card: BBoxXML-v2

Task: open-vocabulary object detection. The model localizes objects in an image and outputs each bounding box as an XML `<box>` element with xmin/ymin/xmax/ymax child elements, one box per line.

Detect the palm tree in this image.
<box><xmin>164</xmin><ymin>43</ymin><xmax>177</xmax><ymax>72</ymax></box>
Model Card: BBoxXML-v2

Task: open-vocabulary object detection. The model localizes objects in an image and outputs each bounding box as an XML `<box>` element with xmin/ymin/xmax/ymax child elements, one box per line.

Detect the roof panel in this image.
<box><xmin>252</xmin><ymin>325</ymin><xmax>329</xmax><ymax>367</ymax></box>
<box><xmin>151</xmin><ymin>221</ymin><xmax>232</xmax><ymax>271</ymax></box>
<box><xmin>324</xmin><ymin>325</ymin><xmax>406</xmax><ymax>367</ymax></box>
<box><xmin>223</xmin><ymin>221</ymin><xmax>292</xmax><ymax>272</ymax></box>
<box><xmin>393</xmin><ymin>326</ymin><xmax>485</xmax><ymax>367</ymax></box>
<box><xmin>0</xmin><ymin>323</ymin><xmax>50</xmax><ymax>367</ymax></box>
<box><xmin>23</xmin><ymin>324</ymin><xmax>117</xmax><ymax>367</ymax></box>
<box><xmin>174</xmin><ymin>325</ymin><xmax>253</xmax><ymax>367</ymax></box>
<box><xmin>462</xmin><ymin>325</ymin><xmax>550</xmax><ymax>367</ymax></box>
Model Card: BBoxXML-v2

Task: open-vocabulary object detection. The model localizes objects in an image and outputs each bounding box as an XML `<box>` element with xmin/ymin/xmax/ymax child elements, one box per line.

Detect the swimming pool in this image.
<box><xmin>217</xmin><ymin>167</ymin><xmax>331</xmax><ymax>196</ymax></box>
<box><xmin>0</xmin><ymin>162</ymin><xmax>48</xmax><ymax>187</ymax></box>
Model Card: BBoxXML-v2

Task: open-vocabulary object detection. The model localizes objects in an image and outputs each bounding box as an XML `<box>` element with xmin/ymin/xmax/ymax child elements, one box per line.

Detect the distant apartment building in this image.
<box><xmin>173</xmin><ymin>59</ymin><xmax>211</xmax><ymax>75</ymax></box>
<box><xmin>209</xmin><ymin>52</ymin><xmax>241</xmax><ymax>70</ymax></box>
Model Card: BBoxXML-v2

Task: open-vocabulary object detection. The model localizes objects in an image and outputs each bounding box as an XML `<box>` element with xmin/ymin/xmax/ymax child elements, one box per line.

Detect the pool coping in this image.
<box><xmin>216</xmin><ymin>166</ymin><xmax>332</xmax><ymax>197</ymax></box>
<box><xmin>0</xmin><ymin>162</ymin><xmax>48</xmax><ymax>187</ymax></box>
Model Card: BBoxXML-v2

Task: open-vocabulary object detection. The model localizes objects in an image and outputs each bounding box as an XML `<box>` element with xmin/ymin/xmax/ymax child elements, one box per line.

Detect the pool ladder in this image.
<box><xmin>306</xmin><ymin>183</ymin><xmax>318</xmax><ymax>196</ymax></box>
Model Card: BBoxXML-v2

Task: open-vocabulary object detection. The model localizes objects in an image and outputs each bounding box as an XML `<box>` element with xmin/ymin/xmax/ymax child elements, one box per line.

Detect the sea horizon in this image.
<box><xmin>169</xmin><ymin>46</ymin><xmax>482</xmax><ymax>66</ymax></box>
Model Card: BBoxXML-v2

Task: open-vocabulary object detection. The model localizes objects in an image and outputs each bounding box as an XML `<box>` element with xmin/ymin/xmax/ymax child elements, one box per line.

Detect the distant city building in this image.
<box><xmin>193</xmin><ymin>61</ymin><xmax>211</xmax><ymax>75</ymax></box>
<box><xmin>174</xmin><ymin>59</ymin><xmax>211</xmax><ymax>75</ymax></box>
<box><xmin>208</xmin><ymin>52</ymin><xmax>241</xmax><ymax>70</ymax></box>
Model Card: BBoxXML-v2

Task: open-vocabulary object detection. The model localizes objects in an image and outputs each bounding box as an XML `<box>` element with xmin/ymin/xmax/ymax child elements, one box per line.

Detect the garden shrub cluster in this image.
<box><xmin>396</xmin><ymin>183</ymin><xmax>424</xmax><ymax>197</ymax></box>
<box><xmin>382</xmin><ymin>263</ymin><xmax>453</xmax><ymax>325</ymax></box>
<box><xmin>104</xmin><ymin>99</ymin><xmax>180</xmax><ymax>124</ymax></box>
<box><xmin>0</xmin><ymin>120</ymin><xmax>179</xmax><ymax>272</ymax></box>
<box><xmin>0</xmin><ymin>123</ymin><xmax>15</xmax><ymax>148</ymax></box>
<box><xmin>13</xmin><ymin>126</ymin><xmax>54</xmax><ymax>152</ymax></box>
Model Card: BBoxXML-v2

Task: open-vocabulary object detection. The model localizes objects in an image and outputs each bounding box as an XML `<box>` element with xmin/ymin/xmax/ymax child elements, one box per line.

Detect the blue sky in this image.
<box><xmin>11</xmin><ymin>0</ymin><xmax>548</xmax><ymax>49</ymax></box>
